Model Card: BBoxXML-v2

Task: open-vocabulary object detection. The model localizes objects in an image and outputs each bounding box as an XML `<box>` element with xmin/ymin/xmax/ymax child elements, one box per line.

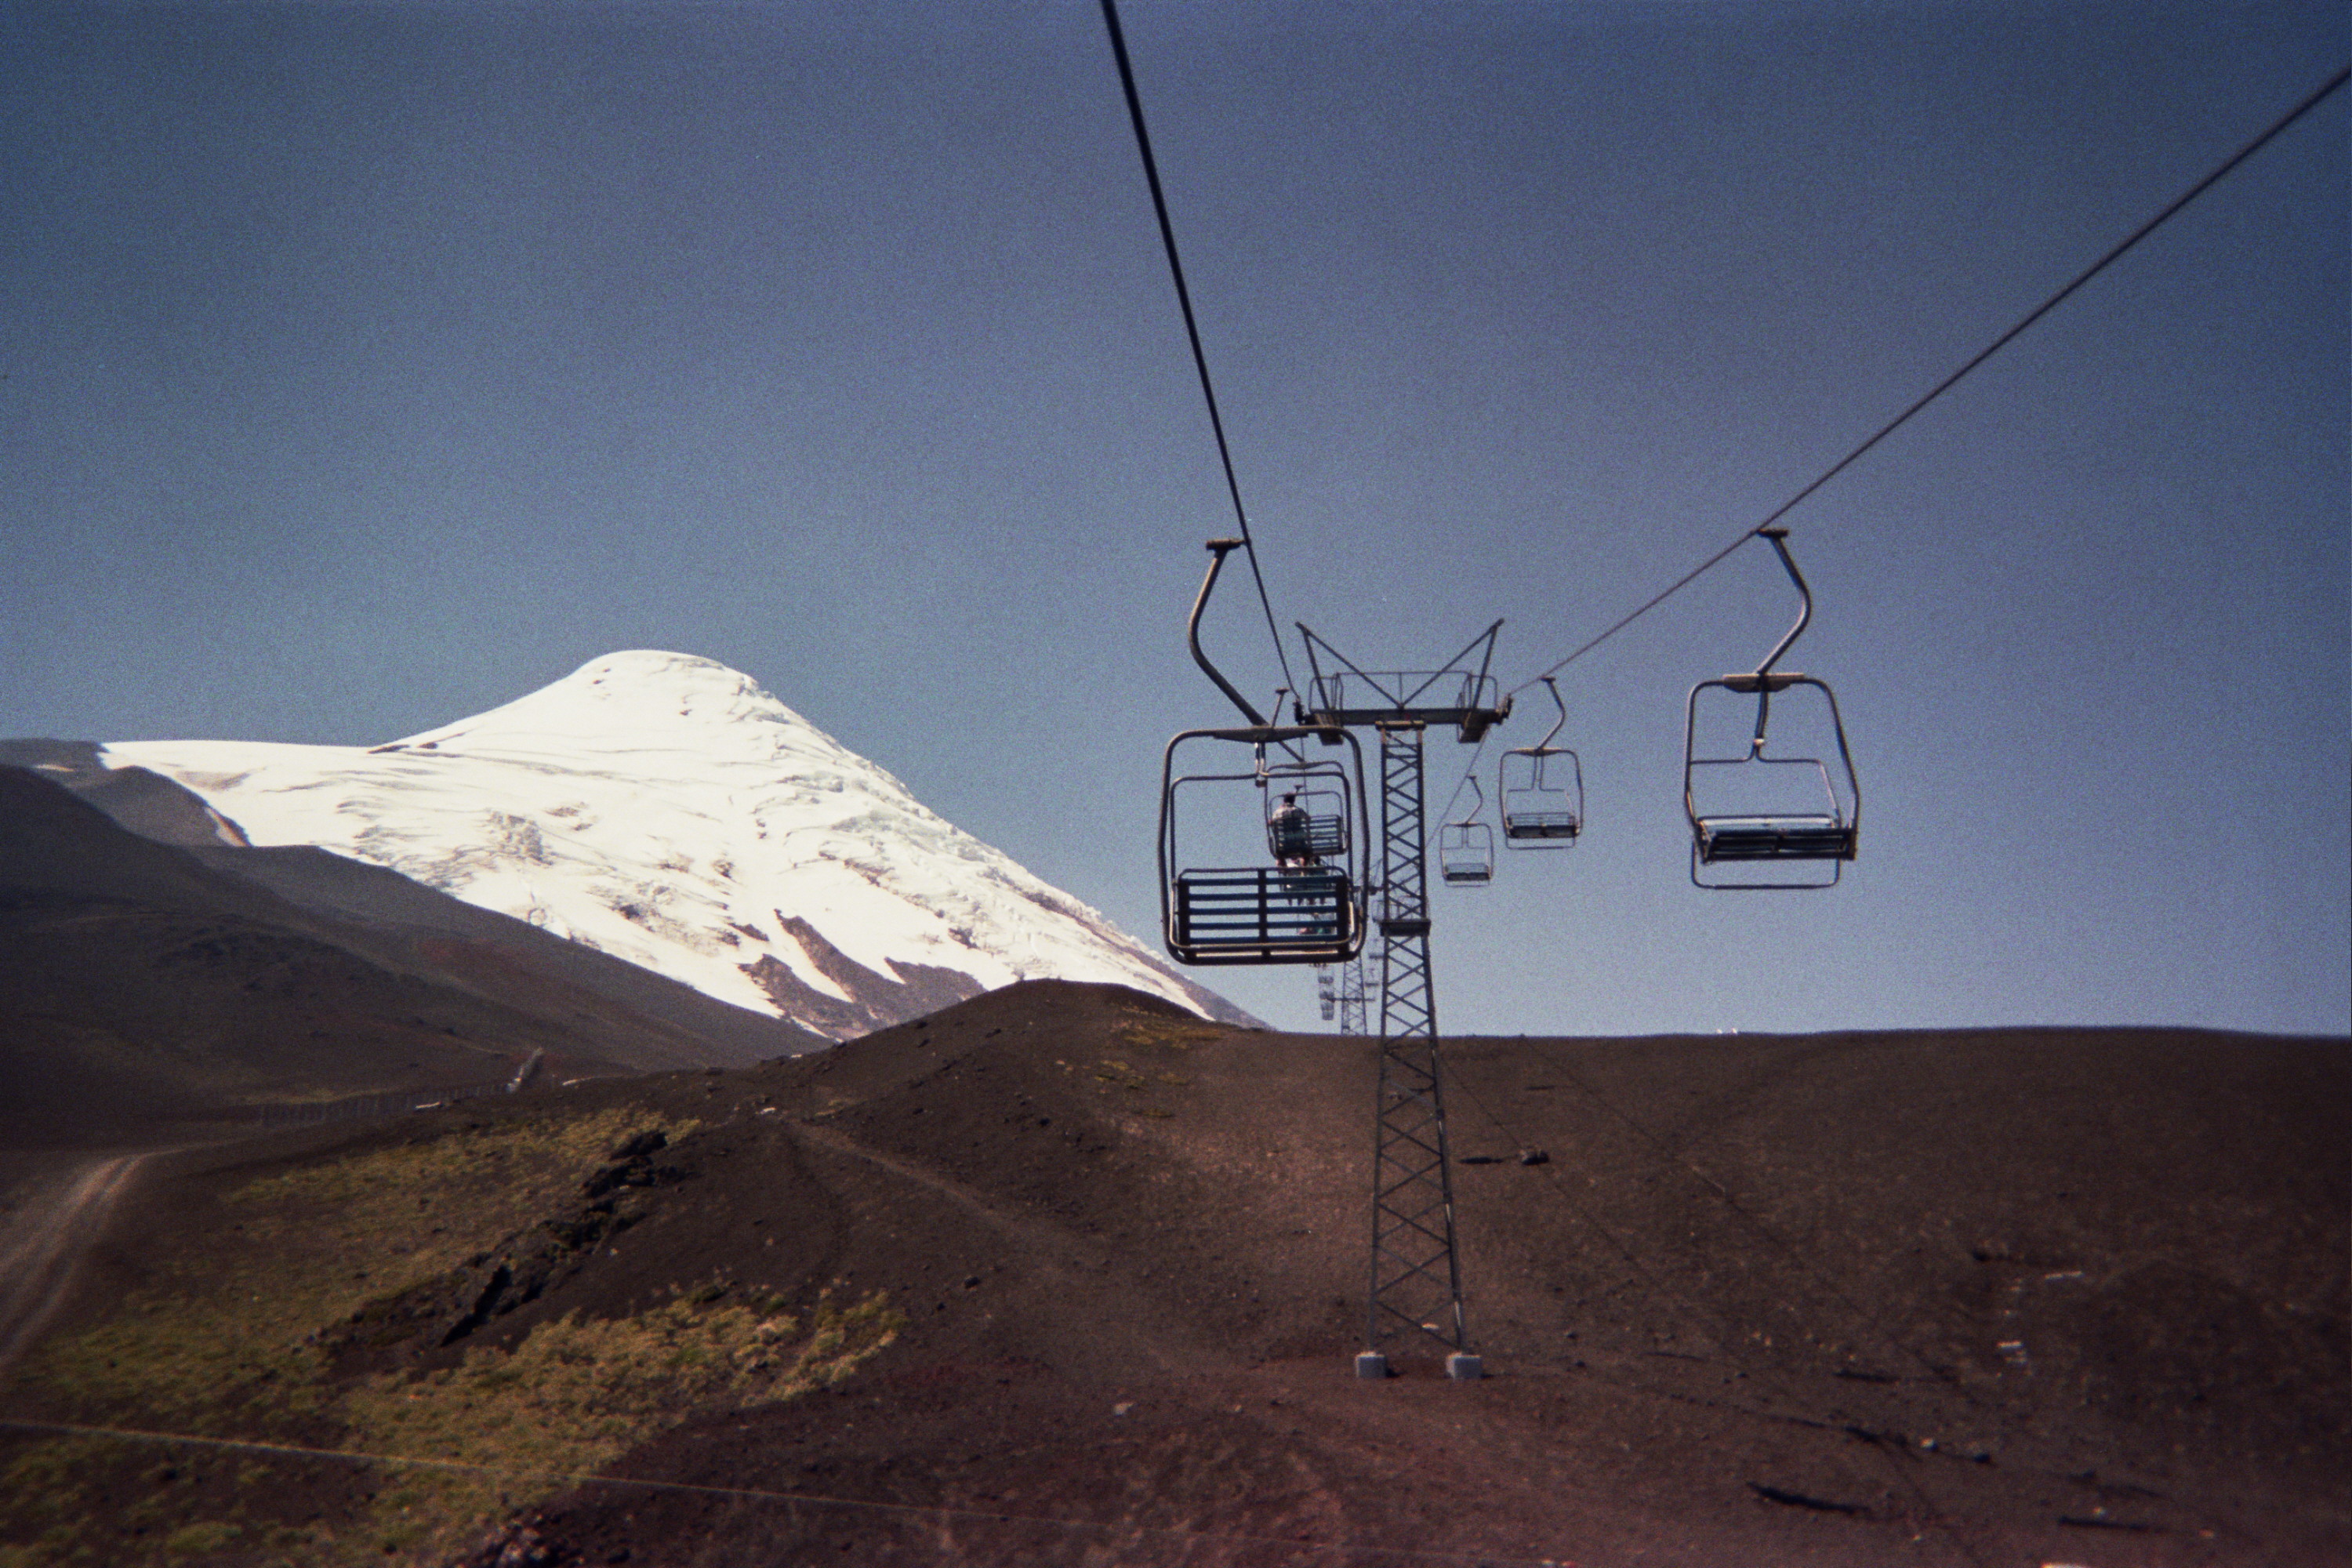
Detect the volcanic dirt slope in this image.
<box><xmin>5</xmin><ymin>982</ymin><xmax>2345</xmax><ymax>1567</ymax></box>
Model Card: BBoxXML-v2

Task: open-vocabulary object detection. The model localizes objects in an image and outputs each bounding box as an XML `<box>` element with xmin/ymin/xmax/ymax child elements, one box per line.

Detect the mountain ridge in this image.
<box><xmin>74</xmin><ymin>652</ymin><xmax>1249</xmax><ymax>1040</ymax></box>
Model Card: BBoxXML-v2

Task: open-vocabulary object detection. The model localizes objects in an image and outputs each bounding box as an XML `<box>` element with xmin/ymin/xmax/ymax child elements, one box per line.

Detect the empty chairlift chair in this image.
<box><xmin>1437</xmin><ymin>775</ymin><xmax>1497</xmax><ymax>886</ymax></box>
<box><xmin>1499</xmin><ymin>677</ymin><xmax>1584</xmax><ymax>848</ymax></box>
<box><xmin>1682</xmin><ymin>528</ymin><xmax>1860</xmax><ymax>890</ymax></box>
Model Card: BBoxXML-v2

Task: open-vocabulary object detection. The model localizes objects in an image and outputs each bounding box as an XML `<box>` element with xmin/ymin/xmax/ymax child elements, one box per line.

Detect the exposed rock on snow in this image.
<box><xmin>101</xmin><ymin>652</ymin><xmax>1243</xmax><ymax>1038</ymax></box>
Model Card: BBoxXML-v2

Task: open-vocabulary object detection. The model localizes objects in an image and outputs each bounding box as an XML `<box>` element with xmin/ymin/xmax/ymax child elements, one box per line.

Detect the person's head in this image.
<box><xmin>1282</xmin><ymin>793</ymin><xmax>1297</xmax><ymax>806</ymax></box>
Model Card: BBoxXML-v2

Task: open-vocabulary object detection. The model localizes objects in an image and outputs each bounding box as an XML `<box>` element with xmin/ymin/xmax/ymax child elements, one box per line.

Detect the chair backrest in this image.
<box><xmin>1171</xmin><ymin>866</ymin><xmax>1358</xmax><ymax>962</ymax></box>
<box><xmin>1500</xmin><ymin>746</ymin><xmax>1582</xmax><ymax>846</ymax></box>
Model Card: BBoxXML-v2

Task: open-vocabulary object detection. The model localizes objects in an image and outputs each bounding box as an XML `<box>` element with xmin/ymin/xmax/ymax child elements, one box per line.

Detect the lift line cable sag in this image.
<box><xmin>1100</xmin><ymin>0</ymin><xmax>1302</xmax><ymax>702</ymax></box>
<box><xmin>1436</xmin><ymin>732</ymin><xmax>1494</xmax><ymax>826</ymax></box>
<box><xmin>1505</xmin><ymin>61</ymin><xmax>2350</xmax><ymax>702</ymax></box>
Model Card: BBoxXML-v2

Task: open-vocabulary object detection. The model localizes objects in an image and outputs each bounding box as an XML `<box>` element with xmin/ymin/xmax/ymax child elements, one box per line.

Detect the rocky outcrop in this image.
<box><xmin>738</xmin><ymin>916</ymin><xmax>987</xmax><ymax>1040</ymax></box>
<box><xmin>328</xmin><ymin>1125</ymin><xmax>696</xmax><ymax>1369</ymax></box>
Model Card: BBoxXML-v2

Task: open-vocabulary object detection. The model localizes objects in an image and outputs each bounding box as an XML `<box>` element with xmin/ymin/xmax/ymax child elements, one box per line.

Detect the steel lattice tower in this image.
<box><xmin>1338</xmin><ymin>958</ymin><xmax>1370</xmax><ymax>1036</ymax></box>
<box><xmin>1317</xmin><ymin>959</ymin><xmax>1370</xmax><ymax>1034</ymax></box>
<box><xmin>1167</xmin><ymin>609</ymin><xmax>1502</xmax><ymax>1380</ymax></box>
<box><xmin>1360</xmin><ymin>721</ymin><xmax>1476</xmax><ymax>1377</ymax></box>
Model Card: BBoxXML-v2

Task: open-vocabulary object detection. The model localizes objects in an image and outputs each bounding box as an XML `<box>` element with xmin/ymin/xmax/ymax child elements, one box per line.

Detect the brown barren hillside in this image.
<box><xmin>1</xmin><ymin>981</ymin><xmax>2343</xmax><ymax>1567</ymax></box>
<box><xmin>0</xmin><ymin>765</ymin><xmax>823</xmax><ymax>1149</ymax></box>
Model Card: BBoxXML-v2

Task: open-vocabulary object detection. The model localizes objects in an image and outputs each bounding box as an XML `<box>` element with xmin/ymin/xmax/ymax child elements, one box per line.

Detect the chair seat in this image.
<box><xmin>1502</xmin><ymin>811</ymin><xmax>1580</xmax><ymax>840</ymax></box>
<box><xmin>1697</xmin><ymin>818</ymin><xmax>1856</xmax><ymax>862</ymax></box>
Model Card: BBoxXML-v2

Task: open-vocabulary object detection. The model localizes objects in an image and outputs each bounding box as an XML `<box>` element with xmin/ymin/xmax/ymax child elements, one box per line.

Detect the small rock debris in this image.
<box><xmin>1749</xmin><ymin>1483</ymin><xmax>1867</xmax><ymax>1515</ymax></box>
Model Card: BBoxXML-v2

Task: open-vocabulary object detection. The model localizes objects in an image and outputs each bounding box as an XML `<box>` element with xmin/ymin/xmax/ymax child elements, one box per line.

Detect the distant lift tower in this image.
<box><xmin>1343</xmin><ymin>960</ymin><xmax>1370</xmax><ymax>1036</ymax></box>
<box><xmin>1327</xmin><ymin>949</ymin><xmax>1374</xmax><ymax>1034</ymax></box>
<box><xmin>1337</xmin><ymin>956</ymin><xmax>1370</xmax><ymax>1036</ymax></box>
<box><xmin>1298</xmin><ymin>623</ymin><xmax>1508</xmax><ymax>1381</ymax></box>
<box><xmin>1312</xmin><ymin>959</ymin><xmax>1371</xmax><ymax>1034</ymax></box>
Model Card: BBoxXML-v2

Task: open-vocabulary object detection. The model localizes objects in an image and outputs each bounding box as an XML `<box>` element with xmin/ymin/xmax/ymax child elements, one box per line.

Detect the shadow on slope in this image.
<box><xmin>0</xmin><ymin>767</ymin><xmax>820</xmax><ymax>1148</ymax></box>
<box><xmin>0</xmin><ymin>737</ymin><xmax>1253</xmax><ymax>1047</ymax></box>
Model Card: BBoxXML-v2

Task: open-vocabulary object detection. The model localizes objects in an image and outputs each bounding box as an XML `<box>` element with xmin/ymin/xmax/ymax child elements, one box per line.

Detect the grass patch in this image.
<box><xmin>0</xmin><ymin>1102</ymin><xmax>920</xmax><ymax>1568</ymax></box>
<box><xmin>18</xmin><ymin>1109</ymin><xmax>689</xmax><ymax>1433</ymax></box>
<box><xmin>1093</xmin><ymin>1058</ymin><xmax>1151</xmax><ymax>1091</ymax></box>
<box><xmin>160</xmin><ymin>1520</ymin><xmax>240</xmax><ymax>1556</ymax></box>
<box><xmin>0</xmin><ymin>1436</ymin><xmax>110</xmax><ymax>1545</ymax></box>
<box><xmin>343</xmin><ymin>1284</ymin><xmax>900</xmax><ymax>1560</ymax></box>
<box><xmin>230</xmin><ymin>1105</ymin><xmax>679</xmax><ymax>1217</ymax></box>
<box><xmin>1111</xmin><ymin>1016</ymin><xmax>1222</xmax><ymax>1053</ymax></box>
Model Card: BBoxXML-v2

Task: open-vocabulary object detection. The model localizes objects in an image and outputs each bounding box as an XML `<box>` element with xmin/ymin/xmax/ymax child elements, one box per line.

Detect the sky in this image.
<box><xmin>3</xmin><ymin>0</ymin><xmax>2345</xmax><ymax>1040</ymax></box>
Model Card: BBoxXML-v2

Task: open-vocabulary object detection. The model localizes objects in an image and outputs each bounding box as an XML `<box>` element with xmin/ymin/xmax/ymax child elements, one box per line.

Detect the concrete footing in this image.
<box><xmin>1354</xmin><ymin>1350</ymin><xmax>1485</xmax><ymax>1380</ymax></box>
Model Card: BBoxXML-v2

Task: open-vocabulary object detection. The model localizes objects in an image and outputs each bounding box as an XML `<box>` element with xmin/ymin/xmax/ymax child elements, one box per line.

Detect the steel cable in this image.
<box><xmin>1507</xmin><ymin>61</ymin><xmax>2350</xmax><ymax>699</ymax></box>
<box><xmin>1100</xmin><ymin>0</ymin><xmax>1302</xmax><ymax>705</ymax></box>
<box><xmin>1435</xmin><ymin>733</ymin><xmax>1492</xmax><ymax>826</ymax></box>
<box><xmin>1440</xmin><ymin>1062</ymin><xmax>1995</xmax><ymax>1567</ymax></box>
<box><xmin>0</xmin><ymin>1418</ymin><xmax>1584</xmax><ymax>1566</ymax></box>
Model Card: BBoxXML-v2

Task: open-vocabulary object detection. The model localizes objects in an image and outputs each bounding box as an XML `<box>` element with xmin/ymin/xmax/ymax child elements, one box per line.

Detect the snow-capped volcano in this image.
<box><xmin>100</xmin><ymin>652</ymin><xmax>1242</xmax><ymax>1038</ymax></box>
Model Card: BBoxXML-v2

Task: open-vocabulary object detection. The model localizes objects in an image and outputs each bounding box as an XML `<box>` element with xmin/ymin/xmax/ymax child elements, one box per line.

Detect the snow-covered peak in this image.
<box><xmin>392</xmin><ymin>652</ymin><xmax>836</xmax><ymax>762</ymax></box>
<box><xmin>101</xmin><ymin>654</ymin><xmax>1240</xmax><ymax>1038</ymax></box>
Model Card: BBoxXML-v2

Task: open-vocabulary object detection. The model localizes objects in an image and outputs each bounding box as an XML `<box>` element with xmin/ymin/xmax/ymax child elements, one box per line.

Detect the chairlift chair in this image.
<box><xmin>1436</xmin><ymin>775</ymin><xmax>1496</xmax><ymax>886</ymax></box>
<box><xmin>1263</xmin><ymin>762</ymin><xmax>1350</xmax><ymax>866</ymax></box>
<box><xmin>1157</xmin><ymin>538</ymin><xmax>1370</xmax><ymax>964</ymax></box>
<box><xmin>1159</xmin><ymin>725</ymin><xmax>1370</xmax><ymax>966</ymax></box>
<box><xmin>1499</xmin><ymin>677</ymin><xmax>1584</xmax><ymax>848</ymax></box>
<box><xmin>1683</xmin><ymin>528</ymin><xmax>1860</xmax><ymax>890</ymax></box>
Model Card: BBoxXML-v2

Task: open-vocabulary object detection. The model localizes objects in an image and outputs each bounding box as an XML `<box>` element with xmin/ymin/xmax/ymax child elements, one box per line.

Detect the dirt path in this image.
<box><xmin>0</xmin><ymin>1153</ymin><xmax>148</xmax><ymax>1375</ymax></box>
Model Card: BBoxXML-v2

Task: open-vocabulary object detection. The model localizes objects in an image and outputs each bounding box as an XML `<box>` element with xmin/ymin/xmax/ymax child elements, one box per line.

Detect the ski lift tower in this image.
<box><xmin>1297</xmin><ymin>622</ymin><xmax>1509</xmax><ymax>1381</ymax></box>
<box><xmin>1336</xmin><ymin>956</ymin><xmax>1370</xmax><ymax>1036</ymax></box>
<box><xmin>1312</xmin><ymin>956</ymin><xmax>1373</xmax><ymax>1033</ymax></box>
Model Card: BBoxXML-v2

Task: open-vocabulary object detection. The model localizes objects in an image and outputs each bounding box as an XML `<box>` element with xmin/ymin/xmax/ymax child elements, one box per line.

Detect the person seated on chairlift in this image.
<box><xmin>1270</xmin><ymin>793</ymin><xmax>1319</xmax><ymax>869</ymax></box>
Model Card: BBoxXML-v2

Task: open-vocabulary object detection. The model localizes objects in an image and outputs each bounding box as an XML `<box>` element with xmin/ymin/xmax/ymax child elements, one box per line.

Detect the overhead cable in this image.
<box><xmin>0</xmin><ymin>1420</ymin><xmax>1580</xmax><ymax>1566</ymax></box>
<box><xmin>1509</xmin><ymin>61</ymin><xmax>2350</xmax><ymax>698</ymax></box>
<box><xmin>1437</xmin><ymin>732</ymin><xmax>1493</xmax><ymax>826</ymax></box>
<box><xmin>1439</xmin><ymin>1066</ymin><xmax>1996</xmax><ymax>1568</ymax></box>
<box><xmin>1100</xmin><ymin>0</ymin><xmax>1301</xmax><ymax>702</ymax></box>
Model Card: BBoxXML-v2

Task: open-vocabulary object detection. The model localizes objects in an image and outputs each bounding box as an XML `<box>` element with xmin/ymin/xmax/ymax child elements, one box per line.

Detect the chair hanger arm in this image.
<box><xmin>1187</xmin><ymin>539</ymin><xmax>1268</xmax><ymax>727</ymax></box>
<box><xmin>1753</xmin><ymin>527</ymin><xmax>1813</xmax><ymax>679</ymax></box>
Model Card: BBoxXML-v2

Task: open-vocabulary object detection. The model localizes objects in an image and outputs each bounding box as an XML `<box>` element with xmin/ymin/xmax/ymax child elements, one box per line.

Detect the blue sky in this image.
<box><xmin>3</xmin><ymin>1</ymin><xmax>2344</xmax><ymax>1037</ymax></box>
